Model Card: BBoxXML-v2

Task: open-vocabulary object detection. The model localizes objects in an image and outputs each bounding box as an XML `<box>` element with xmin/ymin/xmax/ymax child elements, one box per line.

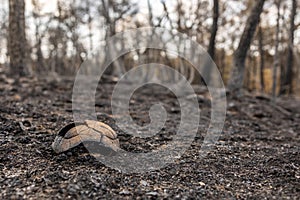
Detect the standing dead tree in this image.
<box><xmin>228</xmin><ymin>0</ymin><xmax>265</xmax><ymax>93</ymax></box>
<box><xmin>272</xmin><ymin>0</ymin><xmax>281</xmax><ymax>100</ymax></box>
<box><xmin>99</xmin><ymin>0</ymin><xmax>137</xmax><ymax>77</ymax></box>
<box><xmin>0</xmin><ymin>5</ymin><xmax>8</xmax><ymax>65</ymax></box>
<box><xmin>280</xmin><ymin>0</ymin><xmax>297</xmax><ymax>94</ymax></box>
<box><xmin>203</xmin><ymin>0</ymin><xmax>219</xmax><ymax>84</ymax></box>
<box><xmin>258</xmin><ymin>25</ymin><xmax>265</xmax><ymax>92</ymax></box>
<box><xmin>31</xmin><ymin>0</ymin><xmax>51</xmax><ymax>74</ymax></box>
<box><xmin>8</xmin><ymin>0</ymin><xmax>28</xmax><ymax>77</ymax></box>
<box><xmin>207</xmin><ymin>0</ymin><xmax>219</xmax><ymax>61</ymax></box>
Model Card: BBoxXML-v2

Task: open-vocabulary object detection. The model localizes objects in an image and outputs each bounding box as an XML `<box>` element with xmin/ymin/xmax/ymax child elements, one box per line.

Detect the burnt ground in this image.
<box><xmin>0</xmin><ymin>74</ymin><xmax>299</xmax><ymax>199</ymax></box>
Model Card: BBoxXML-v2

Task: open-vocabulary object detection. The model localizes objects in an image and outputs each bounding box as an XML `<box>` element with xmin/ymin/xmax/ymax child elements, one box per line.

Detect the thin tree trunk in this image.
<box><xmin>207</xmin><ymin>0</ymin><xmax>219</xmax><ymax>60</ymax></box>
<box><xmin>228</xmin><ymin>0</ymin><xmax>265</xmax><ymax>92</ymax></box>
<box><xmin>204</xmin><ymin>0</ymin><xmax>219</xmax><ymax>84</ymax></box>
<box><xmin>36</xmin><ymin>38</ymin><xmax>45</xmax><ymax>74</ymax></box>
<box><xmin>8</xmin><ymin>0</ymin><xmax>28</xmax><ymax>77</ymax></box>
<box><xmin>220</xmin><ymin>48</ymin><xmax>225</xmax><ymax>78</ymax></box>
<box><xmin>101</xmin><ymin>0</ymin><xmax>125</xmax><ymax>77</ymax></box>
<box><xmin>282</xmin><ymin>0</ymin><xmax>296</xmax><ymax>94</ymax></box>
<box><xmin>272</xmin><ymin>0</ymin><xmax>281</xmax><ymax>100</ymax></box>
<box><xmin>86</xmin><ymin>0</ymin><xmax>93</xmax><ymax>54</ymax></box>
<box><xmin>258</xmin><ymin>25</ymin><xmax>265</xmax><ymax>92</ymax></box>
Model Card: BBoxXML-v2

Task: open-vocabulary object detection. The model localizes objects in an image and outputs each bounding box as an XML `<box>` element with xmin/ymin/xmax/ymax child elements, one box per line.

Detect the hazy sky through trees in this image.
<box><xmin>0</xmin><ymin>0</ymin><xmax>299</xmax><ymax>63</ymax></box>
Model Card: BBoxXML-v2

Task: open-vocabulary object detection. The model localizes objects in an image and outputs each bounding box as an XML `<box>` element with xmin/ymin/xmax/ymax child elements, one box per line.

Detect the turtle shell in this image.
<box><xmin>51</xmin><ymin>120</ymin><xmax>120</xmax><ymax>155</ymax></box>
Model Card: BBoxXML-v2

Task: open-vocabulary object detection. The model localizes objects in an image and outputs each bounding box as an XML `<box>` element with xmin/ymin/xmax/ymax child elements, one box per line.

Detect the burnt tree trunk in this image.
<box><xmin>281</xmin><ymin>0</ymin><xmax>297</xmax><ymax>94</ymax></box>
<box><xmin>258</xmin><ymin>25</ymin><xmax>265</xmax><ymax>92</ymax></box>
<box><xmin>101</xmin><ymin>0</ymin><xmax>125</xmax><ymax>77</ymax></box>
<box><xmin>204</xmin><ymin>0</ymin><xmax>219</xmax><ymax>84</ymax></box>
<box><xmin>228</xmin><ymin>0</ymin><xmax>265</xmax><ymax>92</ymax></box>
<box><xmin>207</xmin><ymin>0</ymin><xmax>219</xmax><ymax>60</ymax></box>
<box><xmin>272</xmin><ymin>0</ymin><xmax>281</xmax><ymax>100</ymax></box>
<box><xmin>8</xmin><ymin>0</ymin><xmax>28</xmax><ymax>77</ymax></box>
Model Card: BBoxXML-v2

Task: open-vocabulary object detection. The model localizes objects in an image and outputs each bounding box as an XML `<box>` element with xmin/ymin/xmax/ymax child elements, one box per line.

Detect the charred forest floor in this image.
<box><xmin>0</xmin><ymin>74</ymin><xmax>299</xmax><ymax>199</ymax></box>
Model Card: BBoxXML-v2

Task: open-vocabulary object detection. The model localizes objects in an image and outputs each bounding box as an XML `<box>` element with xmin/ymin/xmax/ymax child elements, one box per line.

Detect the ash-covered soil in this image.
<box><xmin>0</xmin><ymin>75</ymin><xmax>299</xmax><ymax>199</ymax></box>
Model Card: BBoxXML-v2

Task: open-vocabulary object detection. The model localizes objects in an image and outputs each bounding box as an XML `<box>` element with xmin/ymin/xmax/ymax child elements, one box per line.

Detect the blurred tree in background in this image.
<box><xmin>8</xmin><ymin>0</ymin><xmax>29</xmax><ymax>77</ymax></box>
<box><xmin>1</xmin><ymin>0</ymin><xmax>299</xmax><ymax>96</ymax></box>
